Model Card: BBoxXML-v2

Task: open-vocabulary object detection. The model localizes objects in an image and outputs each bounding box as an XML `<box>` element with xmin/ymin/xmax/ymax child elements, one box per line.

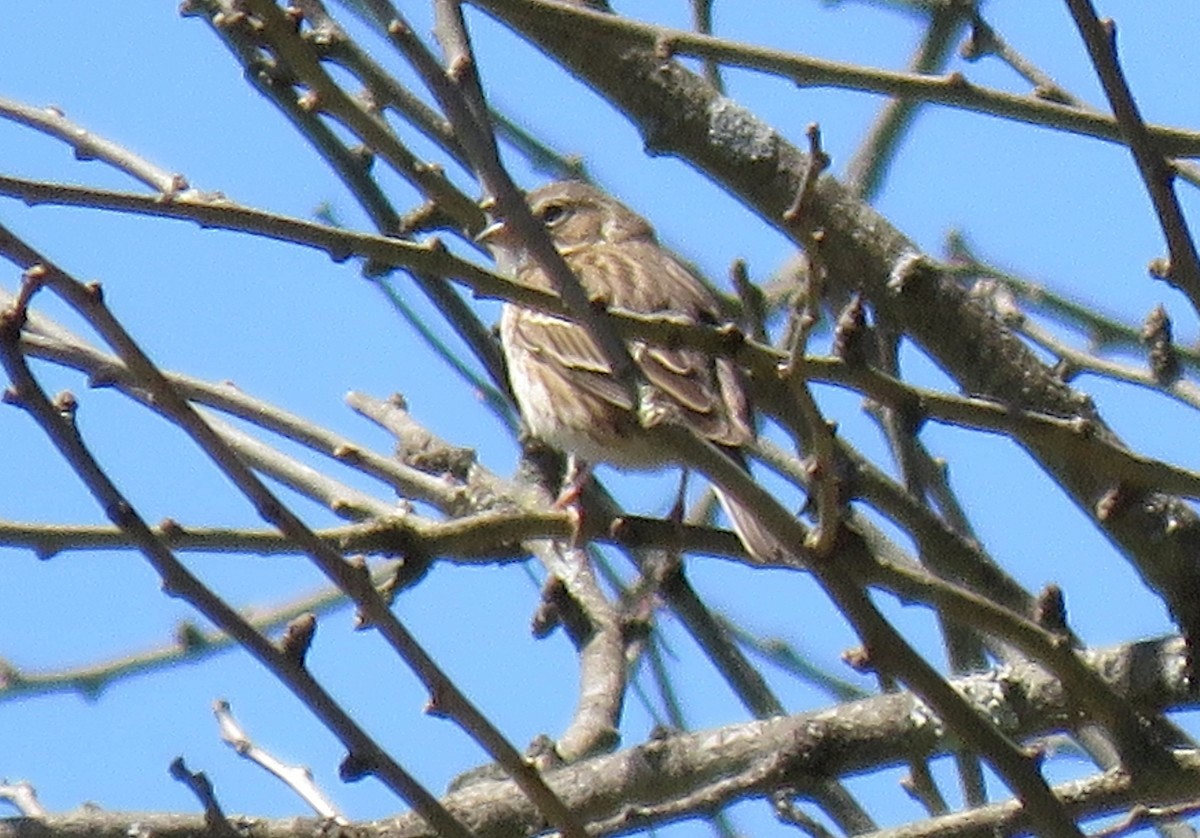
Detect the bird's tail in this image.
<box><xmin>713</xmin><ymin>486</ymin><xmax>794</xmax><ymax>565</ymax></box>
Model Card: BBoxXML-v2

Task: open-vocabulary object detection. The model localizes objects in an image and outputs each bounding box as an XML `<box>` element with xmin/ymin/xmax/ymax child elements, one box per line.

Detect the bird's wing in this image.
<box><xmin>506</xmin><ymin>305</ymin><xmax>636</xmax><ymax>412</ymax></box>
<box><xmin>555</xmin><ymin>241</ymin><xmax>754</xmax><ymax>448</ymax></box>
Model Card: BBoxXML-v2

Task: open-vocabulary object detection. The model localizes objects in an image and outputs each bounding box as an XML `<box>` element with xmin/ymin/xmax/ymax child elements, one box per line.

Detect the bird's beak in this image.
<box><xmin>475</xmin><ymin>219</ymin><xmax>507</xmax><ymax>244</ymax></box>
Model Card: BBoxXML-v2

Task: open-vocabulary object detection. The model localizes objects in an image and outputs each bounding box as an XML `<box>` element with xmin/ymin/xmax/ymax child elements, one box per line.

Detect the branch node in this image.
<box><xmin>1141</xmin><ymin>304</ymin><xmax>1181</xmax><ymax>385</ymax></box>
<box><xmin>279</xmin><ymin>613</ymin><xmax>317</xmax><ymax>666</ymax></box>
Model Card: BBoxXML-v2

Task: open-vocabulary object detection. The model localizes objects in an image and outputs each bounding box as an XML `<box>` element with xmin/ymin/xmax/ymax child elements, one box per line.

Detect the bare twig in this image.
<box><xmin>467</xmin><ymin>0</ymin><xmax>1200</xmax><ymax>156</ymax></box>
<box><xmin>187</xmin><ymin>0</ymin><xmax>509</xmax><ymax>410</ymax></box>
<box><xmin>845</xmin><ymin>0</ymin><xmax>974</xmax><ymax>199</ymax></box>
<box><xmin>0</xmin><ymin>97</ymin><xmax>189</xmax><ymax>195</ymax></box>
<box><xmin>1064</xmin><ymin>1</ymin><xmax>1200</xmax><ymax>311</ymax></box>
<box><xmin>0</xmin><ymin>781</ymin><xmax>46</xmax><ymax>818</ymax></box>
<box><xmin>365</xmin><ymin>0</ymin><xmax>641</xmax><ymax>412</ymax></box>
<box><xmin>168</xmin><ymin>758</ymin><xmax>237</xmax><ymax>836</ymax></box>
<box><xmin>0</xmin><ymin>257</ymin><xmax>470</xmax><ymax>838</ymax></box>
<box><xmin>0</xmin><ymin>228</ymin><xmax>565</xmax><ymax>838</ymax></box>
<box><xmin>214</xmin><ymin>700</ymin><xmax>347</xmax><ymax>823</ymax></box>
<box><xmin>347</xmin><ymin>391</ymin><xmax>628</xmax><ymax>767</ymax></box>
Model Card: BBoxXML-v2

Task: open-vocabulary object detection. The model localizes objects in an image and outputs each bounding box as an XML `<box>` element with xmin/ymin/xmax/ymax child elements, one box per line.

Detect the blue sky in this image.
<box><xmin>2</xmin><ymin>2</ymin><xmax>1199</xmax><ymax>835</ymax></box>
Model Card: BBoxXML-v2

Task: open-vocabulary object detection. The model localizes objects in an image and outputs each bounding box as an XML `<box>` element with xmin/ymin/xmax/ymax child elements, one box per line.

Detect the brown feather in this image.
<box><xmin>491</xmin><ymin>181</ymin><xmax>786</xmax><ymax>562</ymax></box>
<box><xmin>507</xmin><ymin>205</ymin><xmax>754</xmax><ymax>452</ymax></box>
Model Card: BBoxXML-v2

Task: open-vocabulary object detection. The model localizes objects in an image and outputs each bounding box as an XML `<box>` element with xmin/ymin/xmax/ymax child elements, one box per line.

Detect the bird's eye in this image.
<box><xmin>538</xmin><ymin>202</ymin><xmax>568</xmax><ymax>226</ymax></box>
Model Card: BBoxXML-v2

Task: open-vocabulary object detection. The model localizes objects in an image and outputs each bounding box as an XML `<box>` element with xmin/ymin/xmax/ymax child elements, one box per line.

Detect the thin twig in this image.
<box><xmin>1064</xmin><ymin>0</ymin><xmax>1200</xmax><ymax>311</ymax></box>
<box><xmin>0</xmin><ymin>97</ymin><xmax>189</xmax><ymax>195</ymax></box>
<box><xmin>468</xmin><ymin>0</ymin><xmax>1200</xmax><ymax>157</ymax></box>
<box><xmin>0</xmin><ymin>260</ymin><xmax>470</xmax><ymax>838</ymax></box>
<box><xmin>371</xmin><ymin>0</ymin><xmax>641</xmax><ymax>405</ymax></box>
<box><xmin>845</xmin><ymin>0</ymin><xmax>974</xmax><ymax>199</ymax></box>
<box><xmin>168</xmin><ymin>758</ymin><xmax>237</xmax><ymax>837</ymax></box>
<box><xmin>0</xmin><ymin>228</ymin><xmax>570</xmax><ymax>838</ymax></box>
<box><xmin>214</xmin><ymin>700</ymin><xmax>347</xmax><ymax>822</ymax></box>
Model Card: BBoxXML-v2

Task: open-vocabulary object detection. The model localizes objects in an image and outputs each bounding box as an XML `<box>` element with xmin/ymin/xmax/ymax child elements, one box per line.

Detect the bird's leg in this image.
<box><xmin>669</xmin><ymin>469</ymin><xmax>691</xmax><ymax>532</ymax></box>
<box><xmin>554</xmin><ymin>455</ymin><xmax>593</xmax><ymax>508</ymax></box>
<box><xmin>555</xmin><ymin>455</ymin><xmax>594</xmax><ymax>548</ymax></box>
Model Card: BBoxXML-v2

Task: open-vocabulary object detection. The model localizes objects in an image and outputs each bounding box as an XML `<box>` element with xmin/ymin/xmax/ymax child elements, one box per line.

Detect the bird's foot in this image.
<box><xmin>553</xmin><ymin>456</ymin><xmax>593</xmax><ymax>510</ymax></box>
<box><xmin>554</xmin><ymin>457</ymin><xmax>593</xmax><ymax>549</ymax></box>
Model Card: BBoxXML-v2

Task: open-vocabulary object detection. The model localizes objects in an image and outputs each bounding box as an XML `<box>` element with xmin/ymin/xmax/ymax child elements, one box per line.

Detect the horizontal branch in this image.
<box><xmin>468</xmin><ymin>0</ymin><xmax>1200</xmax><ymax>158</ymax></box>
<box><xmin>2</xmin><ymin>636</ymin><xmax>1192</xmax><ymax>838</ymax></box>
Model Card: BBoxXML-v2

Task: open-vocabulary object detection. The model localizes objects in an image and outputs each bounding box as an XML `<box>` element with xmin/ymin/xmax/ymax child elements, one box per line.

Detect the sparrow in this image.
<box><xmin>481</xmin><ymin>181</ymin><xmax>783</xmax><ymax>563</ymax></box>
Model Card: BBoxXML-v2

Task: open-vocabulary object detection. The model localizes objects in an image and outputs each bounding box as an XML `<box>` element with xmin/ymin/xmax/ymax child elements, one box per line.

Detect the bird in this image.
<box><xmin>480</xmin><ymin>180</ymin><xmax>785</xmax><ymax>563</ymax></box>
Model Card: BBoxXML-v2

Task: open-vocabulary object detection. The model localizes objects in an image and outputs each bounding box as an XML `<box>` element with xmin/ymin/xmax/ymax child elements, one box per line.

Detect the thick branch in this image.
<box><xmin>0</xmin><ymin>636</ymin><xmax>1192</xmax><ymax>838</ymax></box>
<box><xmin>466</xmin><ymin>0</ymin><xmax>1200</xmax><ymax>653</ymax></box>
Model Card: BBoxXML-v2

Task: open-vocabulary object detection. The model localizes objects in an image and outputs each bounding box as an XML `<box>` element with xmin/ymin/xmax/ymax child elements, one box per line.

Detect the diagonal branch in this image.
<box><xmin>0</xmin><ymin>226</ymin><xmax>583</xmax><ymax>838</ymax></box>
<box><xmin>0</xmin><ymin>270</ymin><xmax>471</xmax><ymax>838</ymax></box>
<box><xmin>466</xmin><ymin>0</ymin><xmax>1200</xmax><ymax>667</ymax></box>
<box><xmin>1063</xmin><ymin>0</ymin><xmax>1200</xmax><ymax>313</ymax></box>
